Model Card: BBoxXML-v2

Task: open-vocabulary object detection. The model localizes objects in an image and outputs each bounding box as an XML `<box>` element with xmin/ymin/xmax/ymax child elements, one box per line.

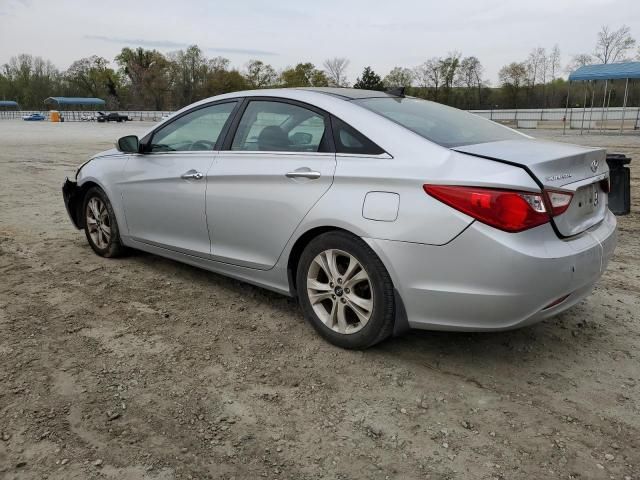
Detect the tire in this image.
<box><xmin>82</xmin><ymin>186</ymin><xmax>125</xmax><ymax>258</ymax></box>
<box><xmin>296</xmin><ymin>231</ymin><xmax>395</xmax><ymax>349</ymax></box>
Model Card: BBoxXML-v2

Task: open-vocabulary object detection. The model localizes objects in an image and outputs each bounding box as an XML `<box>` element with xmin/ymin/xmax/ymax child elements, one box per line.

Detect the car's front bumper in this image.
<box><xmin>365</xmin><ymin>210</ymin><xmax>617</xmax><ymax>331</ymax></box>
<box><xmin>62</xmin><ymin>177</ymin><xmax>82</xmax><ymax>229</ymax></box>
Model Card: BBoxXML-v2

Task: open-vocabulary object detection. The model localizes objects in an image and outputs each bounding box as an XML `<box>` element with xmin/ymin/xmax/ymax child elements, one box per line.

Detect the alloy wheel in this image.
<box><xmin>306</xmin><ymin>249</ymin><xmax>374</xmax><ymax>334</ymax></box>
<box><xmin>86</xmin><ymin>197</ymin><xmax>111</xmax><ymax>249</ymax></box>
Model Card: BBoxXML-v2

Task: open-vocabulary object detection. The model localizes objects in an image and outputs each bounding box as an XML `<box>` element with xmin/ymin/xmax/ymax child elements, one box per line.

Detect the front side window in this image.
<box><xmin>150</xmin><ymin>101</ymin><xmax>237</xmax><ymax>152</ymax></box>
<box><xmin>354</xmin><ymin>97</ymin><xmax>524</xmax><ymax>148</ymax></box>
<box><xmin>231</xmin><ymin>101</ymin><xmax>327</xmax><ymax>152</ymax></box>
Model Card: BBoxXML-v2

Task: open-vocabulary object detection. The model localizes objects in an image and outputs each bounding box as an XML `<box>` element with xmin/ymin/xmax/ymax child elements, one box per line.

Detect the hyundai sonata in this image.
<box><xmin>62</xmin><ymin>87</ymin><xmax>616</xmax><ymax>348</ymax></box>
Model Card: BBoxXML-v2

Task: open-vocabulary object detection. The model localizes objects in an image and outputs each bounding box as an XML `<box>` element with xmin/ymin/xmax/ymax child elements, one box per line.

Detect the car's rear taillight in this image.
<box><xmin>545</xmin><ymin>190</ymin><xmax>573</xmax><ymax>216</ymax></box>
<box><xmin>424</xmin><ymin>185</ymin><xmax>551</xmax><ymax>233</ymax></box>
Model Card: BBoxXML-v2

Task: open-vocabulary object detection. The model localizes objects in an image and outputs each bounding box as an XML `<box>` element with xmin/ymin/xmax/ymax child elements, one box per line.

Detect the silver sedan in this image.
<box><xmin>62</xmin><ymin>87</ymin><xmax>616</xmax><ymax>349</ymax></box>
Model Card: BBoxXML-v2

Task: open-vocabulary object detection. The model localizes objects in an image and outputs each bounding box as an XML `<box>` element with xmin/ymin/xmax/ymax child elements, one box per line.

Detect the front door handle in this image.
<box><xmin>285</xmin><ymin>168</ymin><xmax>321</xmax><ymax>180</ymax></box>
<box><xmin>181</xmin><ymin>170</ymin><xmax>204</xmax><ymax>180</ymax></box>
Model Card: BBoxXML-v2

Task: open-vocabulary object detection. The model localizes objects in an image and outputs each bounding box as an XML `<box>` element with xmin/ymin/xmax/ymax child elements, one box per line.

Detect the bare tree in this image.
<box><xmin>547</xmin><ymin>45</ymin><xmax>562</xmax><ymax>108</ymax></box>
<box><xmin>594</xmin><ymin>25</ymin><xmax>636</xmax><ymax>63</ymax></box>
<box><xmin>208</xmin><ymin>56</ymin><xmax>230</xmax><ymax>72</ymax></box>
<box><xmin>456</xmin><ymin>56</ymin><xmax>484</xmax><ymax>108</ymax></box>
<box><xmin>523</xmin><ymin>48</ymin><xmax>546</xmax><ymax>107</ymax></box>
<box><xmin>538</xmin><ymin>49</ymin><xmax>549</xmax><ymax>107</ymax></box>
<box><xmin>539</xmin><ymin>50</ymin><xmax>549</xmax><ymax>85</ymax></box>
<box><xmin>413</xmin><ymin>57</ymin><xmax>442</xmax><ymax>100</ymax></box>
<box><xmin>525</xmin><ymin>48</ymin><xmax>546</xmax><ymax>88</ymax></box>
<box><xmin>548</xmin><ymin>45</ymin><xmax>561</xmax><ymax>81</ymax></box>
<box><xmin>413</xmin><ymin>63</ymin><xmax>430</xmax><ymax>89</ymax></box>
<box><xmin>323</xmin><ymin>57</ymin><xmax>350</xmax><ymax>87</ymax></box>
<box><xmin>566</xmin><ymin>53</ymin><xmax>593</xmax><ymax>73</ymax></box>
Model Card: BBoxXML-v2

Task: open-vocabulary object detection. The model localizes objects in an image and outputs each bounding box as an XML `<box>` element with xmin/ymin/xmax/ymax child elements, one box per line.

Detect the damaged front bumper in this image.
<box><xmin>62</xmin><ymin>177</ymin><xmax>82</xmax><ymax>229</ymax></box>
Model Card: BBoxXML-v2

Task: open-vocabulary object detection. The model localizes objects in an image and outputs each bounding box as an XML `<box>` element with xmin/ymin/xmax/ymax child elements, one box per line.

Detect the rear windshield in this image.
<box><xmin>354</xmin><ymin>97</ymin><xmax>524</xmax><ymax>148</ymax></box>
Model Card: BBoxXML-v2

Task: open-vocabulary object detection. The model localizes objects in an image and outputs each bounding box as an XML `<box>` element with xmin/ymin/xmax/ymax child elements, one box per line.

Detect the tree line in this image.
<box><xmin>1</xmin><ymin>25</ymin><xmax>638</xmax><ymax>111</ymax></box>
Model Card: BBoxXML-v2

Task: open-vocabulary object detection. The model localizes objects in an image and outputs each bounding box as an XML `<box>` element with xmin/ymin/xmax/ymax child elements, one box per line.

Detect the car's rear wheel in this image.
<box><xmin>296</xmin><ymin>231</ymin><xmax>395</xmax><ymax>349</ymax></box>
<box><xmin>83</xmin><ymin>187</ymin><xmax>125</xmax><ymax>258</ymax></box>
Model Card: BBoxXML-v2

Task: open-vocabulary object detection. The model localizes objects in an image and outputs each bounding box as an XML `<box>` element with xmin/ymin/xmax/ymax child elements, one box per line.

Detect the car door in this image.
<box><xmin>207</xmin><ymin>98</ymin><xmax>336</xmax><ymax>270</ymax></box>
<box><xmin>120</xmin><ymin>100</ymin><xmax>238</xmax><ymax>257</ymax></box>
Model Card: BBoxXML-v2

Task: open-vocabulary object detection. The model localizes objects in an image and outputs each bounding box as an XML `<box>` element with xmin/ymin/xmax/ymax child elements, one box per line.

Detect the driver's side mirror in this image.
<box><xmin>117</xmin><ymin>135</ymin><xmax>140</xmax><ymax>153</ymax></box>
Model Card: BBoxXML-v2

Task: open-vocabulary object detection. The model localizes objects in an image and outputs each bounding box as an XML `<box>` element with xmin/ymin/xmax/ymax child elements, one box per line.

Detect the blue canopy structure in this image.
<box><xmin>569</xmin><ymin>62</ymin><xmax>640</xmax><ymax>81</ymax></box>
<box><xmin>0</xmin><ymin>100</ymin><xmax>20</xmax><ymax>108</ymax></box>
<box><xmin>0</xmin><ymin>100</ymin><xmax>20</xmax><ymax>118</ymax></box>
<box><xmin>564</xmin><ymin>62</ymin><xmax>640</xmax><ymax>135</ymax></box>
<box><xmin>44</xmin><ymin>97</ymin><xmax>106</xmax><ymax>107</ymax></box>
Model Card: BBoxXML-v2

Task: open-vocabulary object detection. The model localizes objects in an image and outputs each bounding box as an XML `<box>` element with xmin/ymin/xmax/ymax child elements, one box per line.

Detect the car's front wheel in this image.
<box><xmin>83</xmin><ymin>187</ymin><xmax>125</xmax><ymax>258</ymax></box>
<box><xmin>296</xmin><ymin>231</ymin><xmax>395</xmax><ymax>349</ymax></box>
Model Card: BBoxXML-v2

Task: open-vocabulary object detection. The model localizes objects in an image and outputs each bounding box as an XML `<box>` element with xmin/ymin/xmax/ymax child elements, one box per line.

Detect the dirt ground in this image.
<box><xmin>0</xmin><ymin>121</ymin><xmax>639</xmax><ymax>480</ymax></box>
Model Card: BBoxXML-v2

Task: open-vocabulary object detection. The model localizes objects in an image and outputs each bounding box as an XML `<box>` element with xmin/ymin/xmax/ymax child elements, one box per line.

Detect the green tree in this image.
<box><xmin>65</xmin><ymin>55</ymin><xmax>121</xmax><ymax>105</ymax></box>
<box><xmin>383</xmin><ymin>67</ymin><xmax>414</xmax><ymax>88</ymax></box>
<box><xmin>498</xmin><ymin>62</ymin><xmax>528</xmax><ymax>108</ymax></box>
<box><xmin>115</xmin><ymin>47</ymin><xmax>170</xmax><ymax>109</ymax></box>
<box><xmin>353</xmin><ymin>66</ymin><xmax>384</xmax><ymax>90</ymax></box>
<box><xmin>167</xmin><ymin>45</ymin><xmax>208</xmax><ymax>107</ymax></box>
<box><xmin>280</xmin><ymin>63</ymin><xmax>328</xmax><ymax>87</ymax></box>
<box><xmin>439</xmin><ymin>52</ymin><xmax>461</xmax><ymax>104</ymax></box>
<box><xmin>244</xmin><ymin>59</ymin><xmax>277</xmax><ymax>88</ymax></box>
<box><xmin>203</xmin><ymin>68</ymin><xmax>248</xmax><ymax>96</ymax></box>
<box><xmin>1</xmin><ymin>54</ymin><xmax>61</xmax><ymax>108</ymax></box>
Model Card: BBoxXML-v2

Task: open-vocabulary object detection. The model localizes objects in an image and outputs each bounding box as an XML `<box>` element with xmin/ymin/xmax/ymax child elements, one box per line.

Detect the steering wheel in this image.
<box><xmin>189</xmin><ymin>140</ymin><xmax>216</xmax><ymax>151</ymax></box>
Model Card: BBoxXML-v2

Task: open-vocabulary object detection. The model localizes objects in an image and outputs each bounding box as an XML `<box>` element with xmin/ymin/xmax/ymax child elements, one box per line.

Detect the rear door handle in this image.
<box><xmin>285</xmin><ymin>168</ymin><xmax>321</xmax><ymax>180</ymax></box>
<box><xmin>181</xmin><ymin>170</ymin><xmax>203</xmax><ymax>180</ymax></box>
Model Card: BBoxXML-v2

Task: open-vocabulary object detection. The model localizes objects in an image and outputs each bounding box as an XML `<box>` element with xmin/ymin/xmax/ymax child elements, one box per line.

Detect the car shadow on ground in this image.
<box><xmin>118</xmin><ymin>247</ymin><xmax>602</xmax><ymax>376</ymax></box>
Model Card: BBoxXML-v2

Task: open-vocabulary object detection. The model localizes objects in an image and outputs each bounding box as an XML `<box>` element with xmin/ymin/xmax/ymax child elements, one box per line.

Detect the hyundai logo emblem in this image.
<box><xmin>590</xmin><ymin>159</ymin><xmax>599</xmax><ymax>173</ymax></box>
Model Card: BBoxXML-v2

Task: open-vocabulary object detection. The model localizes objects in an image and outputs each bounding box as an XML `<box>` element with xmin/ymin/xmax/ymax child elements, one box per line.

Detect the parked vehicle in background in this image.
<box><xmin>22</xmin><ymin>113</ymin><xmax>46</xmax><ymax>121</ymax></box>
<box><xmin>62</xmin><ymin>87</ymin><xmax>617</xmax><ymax>349</ymax></box>
<box><xmin>96</xmin><ymin>112</ymin><xmax>131</xmax><ymax>123</ymax></box>
<box><xmin>81</xmin><ymin>113</ymin><xmax>98</xmax><ymax>121</ymax></box>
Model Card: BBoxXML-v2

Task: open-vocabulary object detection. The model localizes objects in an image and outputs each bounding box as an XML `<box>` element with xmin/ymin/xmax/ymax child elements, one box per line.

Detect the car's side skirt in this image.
<box><xmin>121</xmin><ymin>236</ymin><xmax>292</xmax><ymax>297</ymax></box>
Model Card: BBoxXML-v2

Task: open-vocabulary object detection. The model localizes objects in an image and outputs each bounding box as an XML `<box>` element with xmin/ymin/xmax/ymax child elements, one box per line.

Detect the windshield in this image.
<box><xmin>354</xmin><ymin>97</ymin><xmax>525</xmax><ymax>148</ymax></box>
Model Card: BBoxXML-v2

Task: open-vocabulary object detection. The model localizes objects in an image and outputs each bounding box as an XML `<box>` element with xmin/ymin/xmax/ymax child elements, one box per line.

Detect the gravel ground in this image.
<box><xmin>0</xmin><ymin>121</ymin><xmax>639</xmax><ymax>480</ymax></box>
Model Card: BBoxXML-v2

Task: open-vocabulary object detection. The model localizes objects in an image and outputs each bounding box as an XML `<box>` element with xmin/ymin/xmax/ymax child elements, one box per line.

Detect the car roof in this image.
<box><xmin>165</xmin><ymin>88</ymin><xmax>399</xmax><ymax>121</ymax></box>
<box><xmin>294</xmin><ymin>87</ymin><xmax>398</xmax><ymax>100</ymax></box>
<box><xmin>181</xmin><ymin>88</ymin><xmax>398</xmax><ymax>110</ymax></box>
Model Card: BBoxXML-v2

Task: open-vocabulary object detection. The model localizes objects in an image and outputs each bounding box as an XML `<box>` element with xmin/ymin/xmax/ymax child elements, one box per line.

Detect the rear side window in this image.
<box><xmin>331</xmin><ymin>117</ymin><xmax>385</xmax><ymax>155</ymax></box>
<box><xmin>231</xmin><ymin>100</ymin><xmax>328</xmax><ymax>153</ymax></box>
<box><xmin>354</xmin><ymin>97</ymin><xmax>524</xmax><ymax>148</ymax></box>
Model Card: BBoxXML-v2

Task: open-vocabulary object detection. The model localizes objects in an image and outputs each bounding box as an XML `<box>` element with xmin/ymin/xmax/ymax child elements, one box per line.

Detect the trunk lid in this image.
<box><xmin>454</xmin><ymin>139</ymin><xmax>608</xmax><ymax>237</ymax></box>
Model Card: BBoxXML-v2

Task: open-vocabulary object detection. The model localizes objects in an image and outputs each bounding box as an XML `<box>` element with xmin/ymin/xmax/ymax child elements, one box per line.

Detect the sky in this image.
<box><xmin>1</xmin><ymin>0</ymin><xmax>639</xmax><ymax>84</ymax></box>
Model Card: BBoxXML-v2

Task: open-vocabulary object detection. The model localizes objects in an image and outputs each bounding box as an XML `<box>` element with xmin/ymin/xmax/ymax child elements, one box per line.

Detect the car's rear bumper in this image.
<box><xmin>62</xmin><ymin>177</ymin><xmax>82</xmax><ymax>229</ymax></box>
<box><xmin>365</xmin><ymin>210</ymin><xmax>617</xmax><ymax>331</ymax></box>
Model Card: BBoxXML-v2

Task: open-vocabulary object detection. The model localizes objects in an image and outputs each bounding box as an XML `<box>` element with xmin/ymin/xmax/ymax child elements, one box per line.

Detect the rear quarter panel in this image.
<box><xmin>296</xmin><ymin>145</ymin><xmax>540</xmax><ymax>246</ymax></box>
